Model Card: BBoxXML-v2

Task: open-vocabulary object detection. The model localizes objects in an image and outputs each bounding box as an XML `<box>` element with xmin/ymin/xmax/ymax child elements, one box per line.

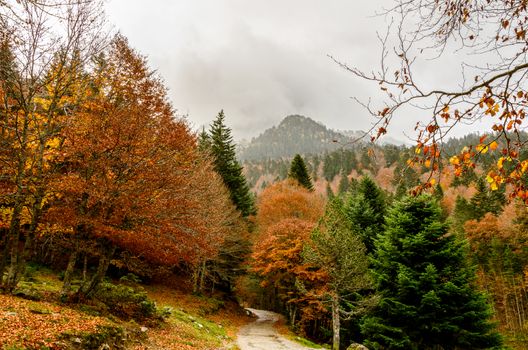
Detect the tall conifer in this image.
<box><xmin>288</xmin><ymin>154</ymin><xmax>314</xmax><ymax>191</ymax></box>
<box><xmin>361</xmin><ymin>195</ymin><xmax>502</xmax><ymax>350</ymax></box>
<box><xmin>207</xmin><ymin>110</ymin><xmax>255</xmax><ymax>217</ymax></box>
<box><xmin>345</xmin><ymin>176</ymin><xmax>386</xmax><ymax>254</ymax></box>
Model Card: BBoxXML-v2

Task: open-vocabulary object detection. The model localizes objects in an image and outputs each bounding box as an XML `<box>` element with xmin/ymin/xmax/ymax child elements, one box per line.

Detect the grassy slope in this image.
<box><xmin>134</xmin><ymin>284</ymin><xmax>250</xmax><ymax>350</ymax></box>
<box><xmin>273</xmin><ymin>316</ymin><xmax>329</xmax><ymax>349</ymax></box>
<box><xmin>1</xmin><ymin>269</ymin><xmax>250</xmax><ymax>350</ymax></box>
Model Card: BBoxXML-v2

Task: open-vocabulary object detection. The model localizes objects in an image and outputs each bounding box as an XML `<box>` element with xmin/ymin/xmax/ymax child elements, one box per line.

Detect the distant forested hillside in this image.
<box><xmin>242</xmin><ymin>131</ymin><xmax>528</xmax><ymax>196</ymax></box>
<box><xmin>237</xmin><ymin>115</ymin><xmax>359</xmax><ymax>161</ymax></box>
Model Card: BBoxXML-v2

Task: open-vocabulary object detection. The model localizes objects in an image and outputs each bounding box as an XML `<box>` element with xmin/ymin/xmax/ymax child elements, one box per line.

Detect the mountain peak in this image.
<box><xmin>237</xmin><ymin>115</ymin><xmax>348</xmax><ymax>161</ymax></box>
<box><xmin>280</xmin><ymin>114</ymin><xmax>319</xmax><ymax>126</ymax></box>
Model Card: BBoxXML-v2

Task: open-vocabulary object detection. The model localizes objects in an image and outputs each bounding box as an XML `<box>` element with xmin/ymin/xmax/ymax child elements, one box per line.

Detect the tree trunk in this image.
<box><xmin>5</xmin><ymin>229</ymin><xmax>21</xmax><ymax>292</ymax></box>
<box><xmin>289</xmin><ymin>304</ymin><xmax>297</xmax><ymax>327</ymax></box>
<box><xmin>82</xmin><ymin>254</ymin><xmax>88</xmax><ymax>283</ymax></box>
<box><xmin>61</xmin><ymin>240</ymin><xmax>80</xmax><ymax>298</ymax></box>
<box><xmin>192</xmin><ymin>260</ymin><xmax>206</xmax><ymax>294</ymax></box>
<box><xmin>331</xmin><ymin>293</ymin><xmax>340</xmax><ymax>350</ymax></box>
<box><xmin>199</xmin><ymin>260</ymin><xmax>206</xmax><ymax>292</ymax></box>
<box><xmin>76</xmin><ymin>243</ymin><xmax>115</xmax><ymax>300</ymax></box>
<box><xmin>13</xmin><ymin>229</ymin><xmax>34</xmax><ymax>287</ymax></box>
<box><xmin>14</xmin><ymin>154</ymin><xmax>47</xmax><ymax>288</ymax></box>
<box><xmin>0</xmin><ymin>232</ymin><xmax>10</xmax><ymax>287</ymax></box>
<box><xmin>4</xmin><ymin>111</ymin><xmax>30</xmax><ymax>291</ymax></box>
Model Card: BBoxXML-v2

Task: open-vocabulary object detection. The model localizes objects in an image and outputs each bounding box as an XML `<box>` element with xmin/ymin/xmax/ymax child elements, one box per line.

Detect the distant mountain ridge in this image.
<box><xmin>237</xmin><ymin>115</ymin><xmax>359</xmax><ymax>161</ymax></box>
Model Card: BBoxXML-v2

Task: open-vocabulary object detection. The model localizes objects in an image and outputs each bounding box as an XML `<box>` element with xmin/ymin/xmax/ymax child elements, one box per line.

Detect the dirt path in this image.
<box><xmin>236</xmin><ymin>308</ymin><xmax>318</xmax><ymax>350</ymax></box>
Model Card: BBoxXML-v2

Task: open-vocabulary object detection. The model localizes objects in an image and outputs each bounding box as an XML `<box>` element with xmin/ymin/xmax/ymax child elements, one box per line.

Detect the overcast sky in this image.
<box><xmin>104</xmin><ymin>1</ymin><xmax>467</xmax><ymax>142</ymax></box>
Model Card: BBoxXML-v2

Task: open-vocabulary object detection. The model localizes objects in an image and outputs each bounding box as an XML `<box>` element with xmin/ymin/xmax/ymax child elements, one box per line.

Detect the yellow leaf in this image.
<box><xmin>497</xmin><ymin>157</ymin><xmax>505</xmax><ymax>169</ymax></box>
<box><xmin>46</xmin><ymin>137</ymin><xmax>61</xmax><ymax>149</ymax></box>
<box><xmin>489</xmin><ymin>141</ymin><xmax>498</xmax><ymax>150</ymax></box>
<box><xmin>476</xmin><ymin>144</ymin><xmax>488</xmax><ymax>154</ymax></box>
<box><xmin>521</xmin><ymin>160</ymin><xmax>528</xmax><ymax>173</ymax></box>
<box><xmin>449</xmin><ymin>156</ymin><xmax>460</xmax><ymax>165</ymax></box>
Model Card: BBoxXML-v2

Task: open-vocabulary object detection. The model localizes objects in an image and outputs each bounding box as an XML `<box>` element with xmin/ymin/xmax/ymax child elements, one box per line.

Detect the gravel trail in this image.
<box><xmin>236</xmin><ymin>308</ymin><xmax>318</xmax><ymax>350</ymax></box>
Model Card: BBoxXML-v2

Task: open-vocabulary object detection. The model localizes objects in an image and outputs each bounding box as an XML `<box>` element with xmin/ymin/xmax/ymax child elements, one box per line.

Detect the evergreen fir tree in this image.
<box><xmin>198</xmin><ymin>127</ymin><xmax>211</xmax><ymax>153</ymax></box>
<box><xmin>345</xmin><ymin>176</ymin><xmax>386</xmax><ymax>254</ymax></box>
<box><xmin>470</xmin><ymin>177</ymin><xmax>505</xmax><ymax>219</ymax></box>
<box><xmin>392</xmin><ymin>161</ymin><xmax>420</xmax><ymax>196</ymax></box>
<box><xmin>208</xmin><ymin>110</ymin><xmax>255</xmax><ymax>217</ymax></box>
<box><xmin>433</xmin><ymin>183</ymin><xmax>444</xmax><ymax>201</ymax></box>
<box><xmin>453</xmin><ymin>178</ymin><xmax>506</xmax><ymax>227</ymax></box>
<box><xmin>288</xmin><ymin>154</ymin><xmax>314</xmax><ymax>191</ymax></box>
<box><xmin>338</xmin><ymin>173</ymin><xmax>350</xmax><ymax>195</ymax></box>
<box><xmin>394</xmin><ymin>182</ymin><xmax>408</xmax><ymax>200</ymax></box>
<box><xmin>453</xmin><ymin>195</ymin><xmax>472</xmax><ymax>220</ymax></box>
<box><xmin>361</xmin><ymin>195</ymin><xmax>502</xmax><ymax>350</ymax></box>
<box><xmin>326</xmin><ymin>182</ymin><xmax>335</xmax><ymax>199</ymax></box>
<box><xmin>451</xmin><ymin>167</ymin><xmax>478</xmax><ymax>187</ymax></box>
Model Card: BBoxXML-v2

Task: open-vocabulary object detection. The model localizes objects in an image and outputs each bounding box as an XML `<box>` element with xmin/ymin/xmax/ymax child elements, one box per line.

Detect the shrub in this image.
<box><xmin>93</xmin><ymin>282</ymin><xmax>160</xmax><ymax>322</ymax></box>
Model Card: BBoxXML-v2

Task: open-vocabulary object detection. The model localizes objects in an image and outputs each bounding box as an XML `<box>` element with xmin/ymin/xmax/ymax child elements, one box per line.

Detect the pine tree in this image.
<box><xmin>198</xmin><ymin>127</ymin><xmax>211</xmax><ymax>153</ymax></box>
<box><xmin>453</xmin><ymin>178</ymin><xmax>506</xmax><ymax>227</ymax></box>
<box><xmin>361</xmin><ymin>195</ymin><xmax>502</xmax><ymax>350</ymax></box>
<box><xmin>470</xmin><ymin>177</ymin><xmax>505</xmax><ymax>219</ymax></box>
<box><xmin>208</xmin><ymin>110</ymin><xmax>255</xmax><ymax>217</ymax></box>
<box><xmin>345</xmin><ymin>176</ymin><xmax>386</xmax><ymax>254</ymax></box>
<box><xmin>338</xmin><ymin>173</ymin><xmax>350</xmax><ymax>195</ymax></box>
<box><xmin>433</xmin><ymin>183</ymin><xmax>444</xmax><ymax>201</ymax></box>
<box><xmin>326</xmin><ymin>182</ymin><xmax>335</xmax><ymax>198</ymax></box>
<box><xmin>288</xmin><ymin>154</ymin><xmax>314</xmax><ymax>191</ymax></box>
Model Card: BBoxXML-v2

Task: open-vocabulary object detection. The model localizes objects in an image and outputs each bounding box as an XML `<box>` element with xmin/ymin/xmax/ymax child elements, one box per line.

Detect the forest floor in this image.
<box><xmin>0</xmin><ymin>267</ymin><xmax>252</xmax><ymax>350</ymax></box>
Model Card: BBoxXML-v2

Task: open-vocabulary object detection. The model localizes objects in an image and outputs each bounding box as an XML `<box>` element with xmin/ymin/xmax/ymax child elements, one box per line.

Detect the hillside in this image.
<box><xmin>237</xmin><ymin>115</ymin><xmax>357</xmax><ymax>161</ymax></box>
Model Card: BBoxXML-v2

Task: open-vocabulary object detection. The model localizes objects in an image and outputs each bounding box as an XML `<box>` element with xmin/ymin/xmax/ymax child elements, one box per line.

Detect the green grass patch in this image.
<box><xmin>290</xmin><ymin>335</ymin><xmax>330</xmax><ymax>349</ymax></box>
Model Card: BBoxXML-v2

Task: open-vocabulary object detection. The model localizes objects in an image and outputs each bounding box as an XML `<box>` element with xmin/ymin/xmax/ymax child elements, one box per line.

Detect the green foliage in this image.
<box><xmin>345</xmin><ymin>177</ymin><xmax>386</xmax><ymax>254</ymax></box>
<box><xmin>305</xmin><ymin>197</ymin><xmax>371</xmax><ymax>295</ymax></box>
<box><xmin>292</xmin><ymin>335</ymin><xmax>330</xmax><ymax>349</ymax></box>
<box><xmin>451</xmin><ymin>167</ymin><xmax>478</xmax><ymax>187</ymax></box>
<box><xmin>198</xmin><ymin>127</ymin><xmax>212</xmax><ymax>153</ymax></box>
<box><xmin>93</xmin><ymin>282</ymin><xmax>159</xmax><ymax>321</ymax></box>
<box><xmin>288</xmin><ymin>154</ymin><xmax>314</xmax><ymax>191</ymax></box>
<box><xmin>326</xmin><ymin>182</ymin><xmax>335</xmax><ymax>199</ymax></box>
<box><xmin>392</xmin><ymin>160</ymin><xmax>420</xmax><ymax>198</ymax></box>
<box><xmin>453</xmin><ymin>177</ymin><xmax>506</xmax><ymax>227</ymax></box>
<box><xmin>338</xmin><ymin>174</ymin><xmax>350</xmax><ymax>195</ymax></box>
<box><xmin>119</xmin><ymin>273</ymin><xmax>142</xmax><ymax>285</ymax></box>
<box><xmin>382</xmin><ymin>145</ymin><xmax>402</xmax><ymax>167</ymax></box>
<box><xmin>204</xmin><ymin>232</ymin><xmax>251</xmax><ymax>293</ymax></box>
<box><xmin>323</xmin><ymin>152</ymin><xmax>342</xmax><ymax>181</ymax></box>
<box><xmin>470</xmin><ymin>177</ymin><xmax>506</xmax><ymax>219</ymax></box>
<box><xmin>206</xmin><ymin>110</ymin><xmax>255</xmax><ymax>217</ymax></box>
<box><xmin>305</xmin><ymin>197</ymin><xmax>374</xmax><ymax>350</ymax></box>
<box><xmin>362</xmin><ymin>195</ymin><xmax>502</xmax><ymax>350</ymax></box>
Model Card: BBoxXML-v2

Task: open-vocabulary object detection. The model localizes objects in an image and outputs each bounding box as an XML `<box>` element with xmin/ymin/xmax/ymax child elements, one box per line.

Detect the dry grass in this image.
<box><xmin>133</xmin><ymin>284</ymin><xmax>251</xmax><ymax>350</ymax></box>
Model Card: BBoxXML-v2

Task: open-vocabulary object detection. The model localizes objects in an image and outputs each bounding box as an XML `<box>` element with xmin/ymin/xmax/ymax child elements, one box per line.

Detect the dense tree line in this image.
<box><xmin>0</xmin><ymin>2</ymin><xmax>251</xmax><ymax>302</ymax></box>
<box><xmin>246</xmin><ymin>168</ymin><xmax>528</xmax><ymax>349</ymax></box>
